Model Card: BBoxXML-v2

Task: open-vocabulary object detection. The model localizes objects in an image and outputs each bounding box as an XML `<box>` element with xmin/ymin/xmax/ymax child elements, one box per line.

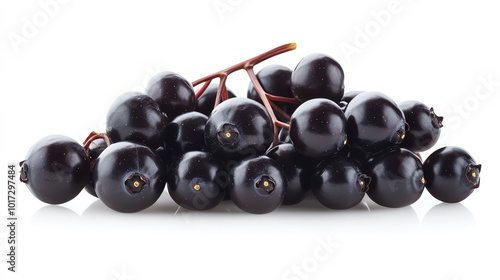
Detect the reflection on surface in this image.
<box><xmin>29</xmin><ymin>194</ymin><xmax>476</xmax><ymax>236</ymax></box>
<box><xmin>31</xmin><ymin>205</ymin><xmax>80</xmax><ymax>229</ymax></box>
<box><xmin>422</xmin><ymin>202</ymin><xmax>476</xmax><ymax>232</ymax></box>
<box><xmin>82</xmin><ymin>192</ymin><xmax>179</xmax><ymax>216</ymax></box>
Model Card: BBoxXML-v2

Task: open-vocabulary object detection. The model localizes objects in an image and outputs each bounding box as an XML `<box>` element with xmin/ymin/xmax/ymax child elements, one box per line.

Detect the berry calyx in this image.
<box><xmin>256</xmin><ymin>176</ymin><xmax>276</xmax><ymax>194</ymax></box>
<box><xmin>216</xmin><ymin>124</ymin><xmax>240</xmax><ymax>147</ymax></box>
<box><xmin>125</xmin><ymin>173</ymin><xmax>148</xmax><ymax>194</ymax></box>
<box><xmin>465</xmin><ymin>164</ymin><xmax>481</xmax><ymax>187</ymax></box>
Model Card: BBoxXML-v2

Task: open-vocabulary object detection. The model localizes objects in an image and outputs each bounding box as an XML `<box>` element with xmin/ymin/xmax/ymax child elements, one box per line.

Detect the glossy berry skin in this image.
<box><xmin>146</xmin><ymin>71</ymin><xmax>195</xmax><ymax>120</ymax></box>
<box><xmin>363</xmin><ymin>147</ymin><xmax>425</xmax><ymax>208</ymax></box>
<box><xmin>399</xmin><ymin>101</ymin><xmax>443</xmax><ymax>152</ymax></box>
<box><xmin>247</xmin><ymin>65</ymin><xmax>297</xmax><ymax>120</ymax></box>
<box><xmin>345</xmin><ymin>92</ymin><xmax>407</xmax><ymax>152</ymax></box>
<box><xmin>84</xmin><ymin>138</ymin><xmax>107</xmax><ymax>198</ymax></box>
<box><xmin>291</xmin><ymin>53</ymin><xmax>344</xmax><ymax>104</ymax></box>
<box><xmin>289</xmin><ymin>98</ymin><xmax>347</xmax><ymax>159</ymax></box>
<box><xmin>423</xmin><ymin>146</ymin><xmax>481</xmax><ymax>203</ymax></box>
<box><xmin>94</xmin><ymin>142</ymin><xmax>166</xmax><ymax>213</ymax></box>
<box><xmin>266</xmin><ymin>143</ymin><xmax>314</xmax><ymax>205</ymax></box>
<box><xmin>167</xmin><ymin>151</ymin><xmax>229</xmax><ymax>210</ymax></box>
<box><xmin>205</xmin><ymin>98</ymin><xmax>273</xmax><ymax>160</ymax></box>
<box><xmin>195</xmin><ymin>83</ymin><xmax>236</xmax><ymax>117</ymax></box>
<box><xmin>164</xmin><ymin>111</ymin><xmax>208</xmax><ymax>156</ymax></box>
<box><xmin>312</xmin><ymin>156</ymin><xmax>371</xmax><ymax>209</ymax></box>
<box><xmin>230</xmin><ymin>156</ymin><xmax>287</xmax><ymax>214</ymax></box>
<box><xmin>339</xmin><ymin>90</ymin><xmax>364</xmax><ymax>111</ymax></box>
<box><xmin>20</xmin><ymin>135</ymin><xmax>90</xmax><ymax>204</ymax></box>
<box><xmin>106</xmin><ymin>92</ymin><xmax>166</xmax><ymax>150</ymax></box>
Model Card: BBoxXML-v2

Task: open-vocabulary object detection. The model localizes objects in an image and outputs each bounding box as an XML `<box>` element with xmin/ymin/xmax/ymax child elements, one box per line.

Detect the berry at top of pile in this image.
<box><xmin>106</xmin><ymin>92</ymin><xmax>166</xmax><ymax>150</ymax></box>
<box><xmin>145</xmin><ymin>71</ymin><xmax>195</xmax><ymax>120</ymax></box>
<box><xmin>291</xmin><ymin>53</ymin><xmax>345</xmax><ymax>103</ymax></box>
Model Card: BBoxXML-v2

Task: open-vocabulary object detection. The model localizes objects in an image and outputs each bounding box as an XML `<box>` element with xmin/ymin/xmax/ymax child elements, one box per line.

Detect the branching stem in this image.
<box><xmin>192</xmin><ymin>43</ymin><xmax>298</xmax><ymax>144</ymax></box>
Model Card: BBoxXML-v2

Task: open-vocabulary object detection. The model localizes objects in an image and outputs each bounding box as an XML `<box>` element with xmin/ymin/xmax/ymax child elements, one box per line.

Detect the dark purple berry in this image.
<box><xmin>312</xmin><ymin>156</ymin><xmax>371</xmax><ymax>209</ymax></box>
<box><xmin>106</xmin><ymin>92</ymin><xmax>166</xmax><ymax>150</ymax></box>
<box><xmin>230</xmin><ymin>156</ymin><xmax>286</xmax><ymax>214</ymax></box>
<box><xmin>423</xmin><ymin>146</ymin><xmax>480</xmax><ymax>203</ymax></box>
<box><xmin>205</xmin><ymin>98</ymin><xmax>273</xmax><ymax>160</ymax></box>
<box><xmin>146</xmin><ymin>71</ymin><xmax>195</xmax><ymax>120</ymax></box>
<box><xmin>94</xmin><ymin>142</ymin><xmax>166</xmax><ymax>213</ymax></box>
<box><xmin>399</xmin><ymin>101</ymin><xmax>443</xmax><ymax>152</ymax></box>
<box><xmin>363</xmin><ymin>147</ymin><xmax>425</xmax><ymax>208</ymax></box>
<box><xmin>291</xmin><ymin>53</ymin><xmax>344</xmax><ymax>103</ymax></box>
<box><xmin>289</xmin><ymin>98</ymin><xmax>347</xmax><ymax>158</ymax></box>
<box><xmin>20</xmin><ymin>135</ymin><xmax>90</xmax><ymax>204</ymax></box>
<box><xmin>167</xmin><ymin>151</ymin><xmax>229</xmax><ymax>210</ymax></box>
<box><xmin>345</xmin><ymin>92</ymin><xmax>407</xmax><ymax>152</ymax></box>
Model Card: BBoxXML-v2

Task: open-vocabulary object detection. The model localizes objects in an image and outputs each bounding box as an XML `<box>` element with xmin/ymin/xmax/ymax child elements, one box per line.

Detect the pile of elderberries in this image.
<box><xmin>19</xmin><ymin>43</ymin><xmax>481</xmax><ymax>214</ymax></box>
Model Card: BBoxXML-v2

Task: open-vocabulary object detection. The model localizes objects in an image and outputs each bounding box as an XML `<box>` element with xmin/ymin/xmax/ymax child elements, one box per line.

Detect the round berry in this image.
<box><xmin>20</xmin><ymin>135</ymin><xmax>90</xmax><ymax>204</ymax></box>
<box><xmin>167</xmin><ymin>151</ymin><xmax>229</xmax><ymax>210</ymax></box>
<box><xmin>399</xmin><ymin>101</ymin><xmax>443</xmax><ymax>152</ymax></box>
<box><xmin>205</xmin><ymin>98</ymin><xmax>273</xmax><ymax>160</ymax></box>
<box><xmin>423</xmin><ymin>146</ymin><xmax>480</xmax><ymax>203</ymax></box>
<box><xmin>146</xmin><ymin>71</ymin><xmax>195</xmax><ymax>120</ymax></box>
<box><xmin>291</xmin><ymin>53</ymin><xmax>344</xmax><ymax>103</ymax></box>
<box><xmin>106</xmin><ymin>92</ymin><xmax>166</xmax><ymax>150</ymax></box>
<box><xmin>312</xmin><ymin>156</ymin><xmax>371</xmax><ymax>209</ymax></box>
<box><xmin>94</xmin><ymin>142</ymin><xmax>166</xmax><ymax>213</ymax></box>
<box><xmin>345</xmin><ymin>91</ymin><xmax>407</xmax><ymax>152</ymax></box>
<box><xmin>230</xmin><ymin>156</ymin><xmax>286</xmax><ymax>214</ymax></box>
<box><xmin>363</xmin><ymin>147</ymin><xmax>425</xmax><ymax>208</ymax></box>
<box><xmin>289</xmin><ymin>98</ymin><xmax>347</xmax><ymax>158</ymax></box>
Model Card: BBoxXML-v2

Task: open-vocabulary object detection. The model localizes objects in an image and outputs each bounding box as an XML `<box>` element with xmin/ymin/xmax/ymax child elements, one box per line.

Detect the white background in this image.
<box><xmin>1</xmin><ymin>0</ymin><xmax>499</xmax><ymax>279</ymax></box>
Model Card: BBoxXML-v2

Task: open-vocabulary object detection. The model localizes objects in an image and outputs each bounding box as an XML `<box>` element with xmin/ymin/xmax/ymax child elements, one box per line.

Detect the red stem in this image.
<box><xmin>222</xmin><ymin>83</ymin><xmax>228</xmax><ymax>102</ymax></box>
<box><xmin>266</xmin><ymin>94</ymin><xmax>301</xmax><ymax>105</ymax></box>
<box><xmin>83</xmin><ymin>131</ymin><xmax>111</xmax><ymax>152</ymax></box>
<box><xmin>246</xmin><ymin>67</ymin><xmax>282</xmax><ymax>144</ymax></box>
<box><xmin>214</xmin><ymin>75</ymin><xmax>228</xmax><ymax>107</ymax></box>
<box><xmin>192</xmin><ymin>43</ymin><xmax>297</xmax><ymax>88</ymax></box>
<box><xmin>195</xmin><ymin>80</ymin><xmax>212</xmax><ymax>99</ymax></box>
<box><xmin>268</xmin><ymin>100</ymin><xmax>292</xmax><ymax>123</ymax></box>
